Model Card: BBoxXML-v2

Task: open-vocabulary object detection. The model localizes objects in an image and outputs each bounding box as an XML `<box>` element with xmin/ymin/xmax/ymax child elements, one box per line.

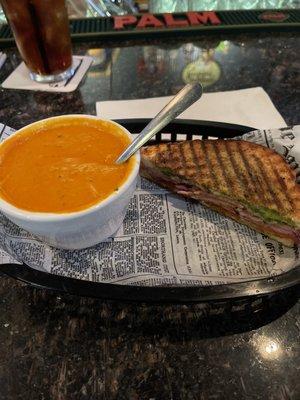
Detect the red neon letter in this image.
<box><xmin>114</xmin><ymin>15</ymin><xmax>137</xmax><ymax>30</ymax></box>
<box><xmin>164</xmin><ymin>13</ymin><xmax>189</xmax><ymax>27</ymax></box>
<box><xmin>186</xmin><ymin>12</ymin><xmax>221</xmax><ymax>26</ymax></box>
<box><xmin>137</xmin><ymin>14</ymin><xmax>164</xmax><ymax>28</ymax></box>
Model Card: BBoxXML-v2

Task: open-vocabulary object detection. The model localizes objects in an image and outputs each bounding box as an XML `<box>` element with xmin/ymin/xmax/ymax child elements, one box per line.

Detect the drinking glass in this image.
<box><xmin>1</xmin><ymin>0</ymin><xmax>74</xmax><ymax>83</ymax></box>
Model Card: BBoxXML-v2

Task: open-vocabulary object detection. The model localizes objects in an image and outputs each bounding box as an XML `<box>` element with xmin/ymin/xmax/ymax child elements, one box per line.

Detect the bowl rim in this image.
<box><xmin>0</xmin><ymin>114</ymin><xmax>140</xmax><ymax>222</ymax></box>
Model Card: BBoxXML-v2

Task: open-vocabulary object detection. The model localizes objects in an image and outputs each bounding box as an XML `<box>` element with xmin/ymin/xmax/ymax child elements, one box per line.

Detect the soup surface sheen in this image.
<box><xmin>0</xmin><ymin>118</ymin><xmax>134</xmax><ymax>213</ymax></box>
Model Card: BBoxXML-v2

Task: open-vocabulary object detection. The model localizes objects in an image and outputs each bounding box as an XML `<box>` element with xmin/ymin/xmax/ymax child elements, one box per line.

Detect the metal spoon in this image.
<box><xmin>115</xmin><ymin>83</ymin><xmax>203</xmax><ymax>164</ymax></box>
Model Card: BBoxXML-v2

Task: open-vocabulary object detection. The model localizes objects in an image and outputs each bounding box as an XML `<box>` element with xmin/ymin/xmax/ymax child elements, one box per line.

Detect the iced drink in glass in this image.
<box><xmin>1</xmin><ymin>0</ymin><xmax>74</xmax><ymax>83</ymax></box>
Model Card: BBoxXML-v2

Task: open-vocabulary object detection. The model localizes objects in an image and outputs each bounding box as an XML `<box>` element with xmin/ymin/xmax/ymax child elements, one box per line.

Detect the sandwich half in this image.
<box><xmin>140</xmin><ymin>139</ymin><xmax>300</xmax><ymax>247</ymax></box>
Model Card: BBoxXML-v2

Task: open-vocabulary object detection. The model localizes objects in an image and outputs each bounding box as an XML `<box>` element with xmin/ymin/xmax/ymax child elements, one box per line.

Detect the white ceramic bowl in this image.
<box><xmin>0</xmin><ymin>115</ymin><xmax>140</xmax><ymax>250</ymax></box>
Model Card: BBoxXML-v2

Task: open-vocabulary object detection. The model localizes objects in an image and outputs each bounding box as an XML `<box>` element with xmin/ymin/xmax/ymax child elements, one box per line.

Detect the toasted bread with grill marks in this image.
<box><xmin>140</xmin><ymin>140</ymin><xmax>300</xmax><ymax>228</ymax></box>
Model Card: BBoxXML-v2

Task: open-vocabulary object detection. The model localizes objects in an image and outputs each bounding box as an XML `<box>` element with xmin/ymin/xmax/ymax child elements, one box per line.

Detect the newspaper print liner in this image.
<box><xmin>0</xmin><ymin>123</ymin><xmax>299</xmax><ymax>287</ymax></box>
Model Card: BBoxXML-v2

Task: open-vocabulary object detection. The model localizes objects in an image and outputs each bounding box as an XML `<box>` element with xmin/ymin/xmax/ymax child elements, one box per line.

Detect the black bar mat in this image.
<box><xmin>0</xmin><ymin>9</ymin><xmax>299</xmax><ymax>47</ymax></box>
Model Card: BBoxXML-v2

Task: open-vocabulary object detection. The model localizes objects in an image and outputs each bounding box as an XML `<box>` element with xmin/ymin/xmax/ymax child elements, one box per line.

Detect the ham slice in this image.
<box><xmin>176</xmin><ymin>185</ymin><xmax>300</xmax><ymax>244</ymax></box>
<box><xmin>142</xmin><ymin>163</ymin><xmax>300</xmax><ymax>245</ymax></box>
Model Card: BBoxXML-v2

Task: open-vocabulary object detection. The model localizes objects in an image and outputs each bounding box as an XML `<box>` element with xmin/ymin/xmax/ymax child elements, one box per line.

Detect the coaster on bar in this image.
<box><xmin>1</xmin><ymin>55</ymin><xmax>93</xmax><ymax>93</ymax></box>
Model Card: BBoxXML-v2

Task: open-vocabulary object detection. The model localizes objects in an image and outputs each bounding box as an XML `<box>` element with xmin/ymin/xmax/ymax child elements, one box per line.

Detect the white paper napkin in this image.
<box><xmin>96</xmin><ymin>87</ymin><xmax>286</xmax><ymax>129</ymax></box>
<box><xmin>1</xmin><ymin>55</ymin><xmax>93</xmax><ymax>93</ymax></box>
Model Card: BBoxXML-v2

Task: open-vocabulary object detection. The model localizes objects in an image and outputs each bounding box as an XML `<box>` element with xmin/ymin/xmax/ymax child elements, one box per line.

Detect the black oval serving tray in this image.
<box><xmin>0</xmin><ymin>119</ymin><xmax>299</xmax><ymax>303</ymax></box>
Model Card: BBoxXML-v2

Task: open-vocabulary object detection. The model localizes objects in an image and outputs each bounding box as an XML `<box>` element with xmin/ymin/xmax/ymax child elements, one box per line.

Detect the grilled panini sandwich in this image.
<box><xmin>140</xmin><ymin>140</ymin><xmax>300</xmax><ymax>247</ymax></box>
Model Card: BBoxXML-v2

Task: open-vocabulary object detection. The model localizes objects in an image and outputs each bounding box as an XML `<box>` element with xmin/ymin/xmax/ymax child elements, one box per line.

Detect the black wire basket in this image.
<box><xmin>0</xmin><ymin>119</ymin><xmax>299</xmax><ymax>303</ymax></box>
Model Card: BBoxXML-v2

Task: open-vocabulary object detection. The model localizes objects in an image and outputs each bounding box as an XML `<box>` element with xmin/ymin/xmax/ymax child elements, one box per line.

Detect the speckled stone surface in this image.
<box><xmin>0</xmin><ymin>30</ymin><xmax>299</xmax><ymax>400</ymax></box>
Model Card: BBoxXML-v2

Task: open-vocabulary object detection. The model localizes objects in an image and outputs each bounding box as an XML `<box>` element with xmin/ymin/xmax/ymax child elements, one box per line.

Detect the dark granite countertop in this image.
<box><xmin>0</xmin><ymin>30</ymin><xmax>299</xmax><ymax>400</ymax></box>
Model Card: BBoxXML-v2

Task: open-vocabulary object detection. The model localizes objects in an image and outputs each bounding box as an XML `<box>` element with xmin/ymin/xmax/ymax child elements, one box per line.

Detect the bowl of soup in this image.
<box><xmin>0</xmin><ymin>115</ymin><xmax>140</xmax><ymax>249</ymax></box>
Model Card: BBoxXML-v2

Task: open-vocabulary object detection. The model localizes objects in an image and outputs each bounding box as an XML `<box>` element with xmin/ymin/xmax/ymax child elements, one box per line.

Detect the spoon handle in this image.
<box><xmin>115</xmin><ymin>83</ymin><xmax>203</xmax><ymax>164</ymax></box>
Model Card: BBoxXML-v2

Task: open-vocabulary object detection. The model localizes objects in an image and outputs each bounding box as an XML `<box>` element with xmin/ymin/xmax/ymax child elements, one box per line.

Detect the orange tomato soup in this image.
<box><xmin>0</xmin><ymin>117</ymin><xmax>135</xmax><ymax>213</ymax></box>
